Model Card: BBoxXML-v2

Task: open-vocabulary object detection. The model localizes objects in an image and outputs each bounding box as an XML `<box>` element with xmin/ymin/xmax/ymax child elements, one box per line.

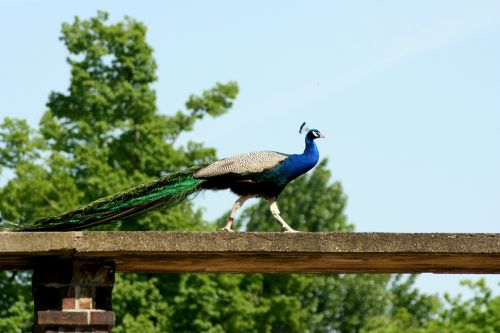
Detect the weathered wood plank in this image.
<box><xmin>1</xmin><ymin>232</ymin><xmax>499</xmax><ymax>273</ymax></box>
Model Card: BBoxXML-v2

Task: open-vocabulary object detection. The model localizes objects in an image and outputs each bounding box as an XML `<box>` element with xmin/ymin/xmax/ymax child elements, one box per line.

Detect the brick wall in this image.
<box><xmin>32</xmin><ymin>258</ymin><xmax>115</xmax><ymax>333</ymax></box>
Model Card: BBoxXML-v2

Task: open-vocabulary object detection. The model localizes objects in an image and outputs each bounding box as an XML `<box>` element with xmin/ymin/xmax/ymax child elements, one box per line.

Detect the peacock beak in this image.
<box><xmin>319</xmin><ymin>132</ymin><xmax>326</xmax><ymax>139</ymax></box>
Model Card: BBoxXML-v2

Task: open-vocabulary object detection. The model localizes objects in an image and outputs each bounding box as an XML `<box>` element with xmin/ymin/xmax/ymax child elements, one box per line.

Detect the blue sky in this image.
<box><xmin>0</xmin><ymin>1</ymin><xmax>499</xmax><ymax>296</ymax></box>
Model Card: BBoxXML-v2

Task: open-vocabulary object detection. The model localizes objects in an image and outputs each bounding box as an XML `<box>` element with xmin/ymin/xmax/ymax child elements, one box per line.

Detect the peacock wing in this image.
<box><xmin>194</xmin><ymin>151</ymin><xmax>288</xmax><ymax>178</ymax></box>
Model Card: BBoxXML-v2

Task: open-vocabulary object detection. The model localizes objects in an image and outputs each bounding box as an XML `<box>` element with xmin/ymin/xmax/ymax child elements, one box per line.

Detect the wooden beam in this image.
<box><xmin>1</xmin><ymin>232</ymin><xmax>499</xmax><ymax>273</ymax></box>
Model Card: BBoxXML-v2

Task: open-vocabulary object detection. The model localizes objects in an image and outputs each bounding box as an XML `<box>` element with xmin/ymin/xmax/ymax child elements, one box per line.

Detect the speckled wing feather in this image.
<box><xmin>194</xmin><ymin>151</ymin><xmax>288</xmax><ymax>178</ymax></box>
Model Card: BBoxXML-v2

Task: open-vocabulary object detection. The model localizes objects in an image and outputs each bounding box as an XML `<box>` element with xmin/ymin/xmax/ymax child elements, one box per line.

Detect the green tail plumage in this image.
<box><xmin>6</xmin><ymin>166</ymin><xmax>205</xmax><ymax>231</ymax></box>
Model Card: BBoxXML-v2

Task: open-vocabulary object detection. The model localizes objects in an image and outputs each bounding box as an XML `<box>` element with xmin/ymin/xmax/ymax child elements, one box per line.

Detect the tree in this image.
<box><xmin>0</xmin><ymin>272</ymin><xmax>32</xmax><ymax>333</ymax></box>
<box><xmin>362</xmin><ymin>279</ymin><xmax>500</xmax><ymax>333</ymax></box>
<box><xmin>433</xmin><ymin>279</ymin><xmax>500</xmax><ymax>333</ymax></box>
<box><xmin>0</xmin><ymin>11</ymin><xmax>238</xmax><ymax>332</ymax></box>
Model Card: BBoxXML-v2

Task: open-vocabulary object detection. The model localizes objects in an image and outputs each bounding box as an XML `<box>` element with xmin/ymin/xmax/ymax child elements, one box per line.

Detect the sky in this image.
<box><xmin>0</xmin><ymin>0</ymin><xmax>499</xmax><ymax>297</ymax></box>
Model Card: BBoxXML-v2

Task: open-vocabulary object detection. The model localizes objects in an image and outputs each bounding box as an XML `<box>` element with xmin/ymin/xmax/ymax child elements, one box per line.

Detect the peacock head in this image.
<box><xmin>299</xmin><ymin>122</ymin><xmax>325</xmax><ymax>141</ymax></box>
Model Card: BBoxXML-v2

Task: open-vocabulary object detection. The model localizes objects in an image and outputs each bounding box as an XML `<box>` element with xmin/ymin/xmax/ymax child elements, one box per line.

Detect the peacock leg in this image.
<box><xmin>223</xmin><ymin>195</ymin><xmax>253</xmax><ymax>232</ymax></box>
<box><xmin>269</xmin><ymin>198</ymin><xmax>298</xmax><ymax>232</ymax></box>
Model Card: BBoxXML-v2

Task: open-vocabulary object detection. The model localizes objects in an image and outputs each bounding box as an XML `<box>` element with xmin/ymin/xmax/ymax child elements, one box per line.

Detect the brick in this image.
<box><xmin>90</xmin><ymin>311</ymin><xmax>115</xmax><ymax>326</ymax></box>
<box><xmin>37</xmin><ymin>310</ymin><xmax>89</xmax><ymax>326</ymax></box>
<box><xmin>78</xmin><ymin>297</ymin><xmax>93</xmax><ymax>309</ymax></box>
<box><xmin>62</xmin><ymin>297</ymin><xmax>76</xmax><ymax>309</ymax></box>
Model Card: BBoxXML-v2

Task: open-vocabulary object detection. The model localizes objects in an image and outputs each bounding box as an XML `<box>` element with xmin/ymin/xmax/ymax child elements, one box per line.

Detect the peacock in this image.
<box><xmin>1</xmin><ymin>123</ymin><xmax>324</xmax><ymax>232</ymax></box>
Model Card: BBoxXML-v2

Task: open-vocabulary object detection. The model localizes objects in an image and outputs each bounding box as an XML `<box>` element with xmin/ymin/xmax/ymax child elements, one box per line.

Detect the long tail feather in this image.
<box><xmin>6</xmin><ymin>166</ymin><xmax>205</xmax><ymax>231</ymax></box>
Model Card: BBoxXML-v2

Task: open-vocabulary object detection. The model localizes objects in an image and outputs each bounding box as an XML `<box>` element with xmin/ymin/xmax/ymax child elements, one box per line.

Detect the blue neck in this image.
<box><xmin>281</xmin><ymin>137</ymin><xmax>320</xmax><ymax>181</ymax></box>
<box><xmin>304</xmin><ymin>136</ymin><xmax>319</xmax><ymax>158</ymax></box>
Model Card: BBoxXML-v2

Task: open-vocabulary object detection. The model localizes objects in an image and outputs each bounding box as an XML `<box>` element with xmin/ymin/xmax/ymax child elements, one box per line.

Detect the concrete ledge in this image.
<box><xmin>1</xmin><ymin>232</ymin><xmax>499</xmax><ymax>273</ymax></box>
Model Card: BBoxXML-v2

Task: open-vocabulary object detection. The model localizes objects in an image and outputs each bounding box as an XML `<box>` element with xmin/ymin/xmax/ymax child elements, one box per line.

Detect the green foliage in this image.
<box><xmin>0</xmin><ymin>272</ymin><xmax>33</xmax><ymax>333</ymax></box>
<box><xmin>0</xmin><ymin>152</ymin><xmax>82</xmax><ymax>224</ymax></box>
<box><xmin>434</xmin><ymin>279</ymin><xmax>500</xmax><ymax>333</ymax></box>
<box><xmin>170</xmin><ymin>274</ymin><xmax>256</xmax><ymax>333</ymax></box>
<box><xmin>0</xmin><ymin>118</ymin><xmax>44</xmax><ymax>170</ymax></box>
<box><xmin>362</xmin><ymin>279</ymin><xmax>500</xmax><ymax>333</ymax></box>
<box><xmin>112</xmin><ymin>274</ymin><xmax>171</xmax><ymax>332</ymax></box>
<box><xmin>387</xmin><ymin>275</ymin><xmax>440</xmax><ymax>327</ymax></box>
